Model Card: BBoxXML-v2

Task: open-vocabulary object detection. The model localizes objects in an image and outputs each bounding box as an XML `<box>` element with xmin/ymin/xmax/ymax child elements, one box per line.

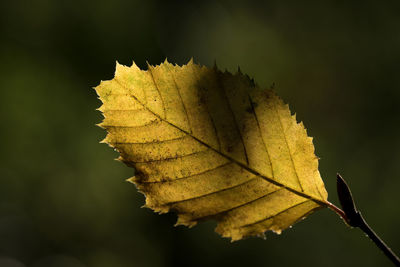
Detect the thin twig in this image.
<box><xmin>333</xmin><ymin>174</ymin><xmax>400</xmax><ymax>266</ymax></box>
<box><xmin>357</xmin><ymin>212</ymin><xmax>400</xmax><ymax>266</ymax></box>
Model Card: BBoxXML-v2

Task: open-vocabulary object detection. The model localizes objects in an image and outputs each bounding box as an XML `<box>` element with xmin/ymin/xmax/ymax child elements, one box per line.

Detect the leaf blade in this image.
<box><xmin>95</xmin><ymin>60</ymin><xmax>329</xmax><ymax>241</ymax></box>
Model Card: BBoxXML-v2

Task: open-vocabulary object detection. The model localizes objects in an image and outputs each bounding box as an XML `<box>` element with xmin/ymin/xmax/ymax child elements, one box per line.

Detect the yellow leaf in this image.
<box><xmin>94</xmin><ymin>59</ymin><xmax>329</xmax><ymax>241</ymax></box>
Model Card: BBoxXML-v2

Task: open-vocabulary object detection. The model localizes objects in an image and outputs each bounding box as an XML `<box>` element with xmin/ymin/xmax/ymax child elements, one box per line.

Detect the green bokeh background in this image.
<box><xmin>1</xmin><ymin>1</ymin><xmax>400</xmax><ymax>266</ymax></box>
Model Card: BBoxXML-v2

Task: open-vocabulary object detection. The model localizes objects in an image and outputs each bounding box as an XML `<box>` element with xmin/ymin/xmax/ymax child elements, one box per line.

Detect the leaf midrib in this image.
<box><xmin>113</xmin><ymin>77</ymin><xmax>328</xmax><ymax>207</ymax></box>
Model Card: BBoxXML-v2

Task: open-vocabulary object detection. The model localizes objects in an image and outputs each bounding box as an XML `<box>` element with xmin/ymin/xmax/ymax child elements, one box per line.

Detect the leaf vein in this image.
<box><xmin>128</xmin><ymin>148</ymin><xmax>208</xmax><ymax>164</ymax></box>
<box><xmin>108</xmin><ymin>136</ymin><xmax>186</xmax><ymax>145</ymax></box>
<box><xmin>248</xmin><ymin>94</ymin><xmax>275</xmax><ymax>179</ymax></box>
<box><xmin>190</xmin><ymin>188</ymin><xmax>284</xmax><ymax>221</ymax></box>
<box><xmin>165</xmin><ymin>176</ymin><xmax>257</xmax><ymax>205</ymax></box>
<box><xmin>217</xmin><ymin>72</ymin><xmax>249</xmax><ymax>165</ymax></box>
<box><xmin>167</xmin><ymin>64</ymin><xmax>193</xmax><ymax>134</ymax></box>
<box><xmin>147</xmin><ymin>64</ymin><xmax>166</xmax><ymax>119</ymax></box>
<box><xmin>190</xmin><ymin>64</ymin><xmax>221</xmax><ymax>151</ymax></box>
<box><xmin>101</xmin><ymin>119</ymin><xmax>159</xmax><ymax>128</ymax></box>
<box><xmin>138</xmin><ymin>162</ymin><xmax>232</xmax><ymax>184</ymax></box>
<box><xmin>272</xmin><ymin>100</ymin><xmax>304</xmax><ymax>192</ymax></box>
<box><xmin>238</xmin><ymin>200</ymin><xmax>310</xmax><ymax>229</ymax></box>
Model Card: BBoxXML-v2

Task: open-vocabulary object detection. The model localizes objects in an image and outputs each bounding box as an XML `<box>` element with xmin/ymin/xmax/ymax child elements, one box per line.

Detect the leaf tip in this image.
<box><xmin>115</xmin><ymin>61</ymin><xmax>129</xmax><ymax>78</ymax></box>
<box><xmin>130</xmin><ymin>60</ymin><xmax>139</xmax><ymax>70</ymax></box>
<box><xmin>175</xmin><ymin>219</ymin><xmax>197</xmax><ymax>228</ymax></box>
<box><xmin>272</xmin><ymin>229</ymin><xmax>282</xmax><ymax>235</ymax></box>
<box><xmin>115</xmin><ymin>156</ymin><xmax>124</xmax><ymax>162</ymax></box>
<box><xmin>187</xmin><ymin>57</ymin><xmax>194</xmax><ymax>66</ymax></box>
<box><xmin>257</xmin><ymin>233</ymin><xmax>267</xmax><ymax>240</ymax></box>
<box><xmin>145</xmin><ymin>60</ymin><xmax>151</xmax><ymax>67</ymax></box>
<box><xmin>126</xmin><ymin>176</ymin><xmax>136</xmax><ymax>183</ymax></box>
<box><xmin>213</xmin><ymin>59</ymin><xmax>218</xmax><ymax>70</ymax></box>
<box><xmin>174</xmin><ymin>214</ymin><xmax>199</xmax><ymax>228</ymax></box>
<box><xmin>115</xmin><ymin>60</ymin><xmax>123</xmax><ymax>69</ymax></box>
<box><xmin>95</xmin><ymin>122</ymin><xmax>105</xmax><ymax>129</ymax></box>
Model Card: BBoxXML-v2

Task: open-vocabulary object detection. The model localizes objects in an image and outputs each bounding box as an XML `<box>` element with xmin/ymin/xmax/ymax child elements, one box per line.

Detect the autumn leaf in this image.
<box><xmin>94</xmin><ymin>59</ymin><xmax>329</xmax><ymax>241</ymax></box>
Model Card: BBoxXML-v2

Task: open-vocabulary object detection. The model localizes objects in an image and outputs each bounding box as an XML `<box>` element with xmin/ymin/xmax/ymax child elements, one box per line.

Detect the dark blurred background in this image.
<box><xmin>1</xmin><ymin>0</ymin><xmax>400</xmax><ymax>266</ymax></box>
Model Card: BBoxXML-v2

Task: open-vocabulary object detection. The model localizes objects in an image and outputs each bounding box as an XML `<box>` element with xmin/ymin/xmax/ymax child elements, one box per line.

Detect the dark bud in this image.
<box><xmin>337</xmin><ymin>174</ymin><xmax>362</xmax><ymax>227</ymax></box>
